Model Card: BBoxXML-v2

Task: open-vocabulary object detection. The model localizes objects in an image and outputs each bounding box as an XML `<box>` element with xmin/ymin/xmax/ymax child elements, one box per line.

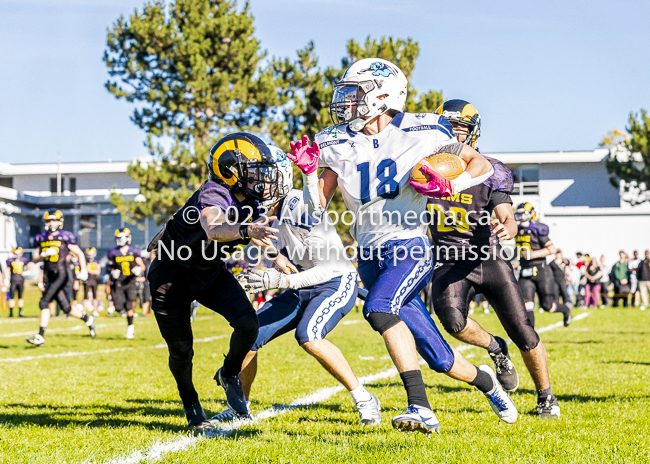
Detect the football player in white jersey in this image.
<box><xmin>288</xmin><ymin>58</ymin><xmax>517</xmax><ymax>435</ymax></box>
<box><xmin>212</xmin><ymin>149</ymin><xmax>381</xmax><ymax>426</ymax></box>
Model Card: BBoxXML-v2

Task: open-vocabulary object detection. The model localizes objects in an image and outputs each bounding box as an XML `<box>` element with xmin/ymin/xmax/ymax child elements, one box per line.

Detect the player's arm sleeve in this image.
<box><xmin>286</xmin><ymin>265</ymin><xmax>335</xmax><ymax>289</ymax></box>
<box><xmin>487</xmin><ymin>191</ymin><xmax>513</xmax><ymax>209</ymax></box>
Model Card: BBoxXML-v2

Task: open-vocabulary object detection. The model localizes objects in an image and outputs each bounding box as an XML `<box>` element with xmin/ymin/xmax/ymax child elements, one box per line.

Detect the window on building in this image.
<box><xmin>50</xmin><ymin>178</ymin><xmax>57</xmax><ymax>194</ymax></box>
<box><xmin>69</xmin><ymin>177</ymin><xmax>76</xmax><ymax>194</ymax></box>
<box><xmin>0</xmin><ymin>176</ymin><xmax>13</xmax><ymax>188</ymax></box>
<box><xmin>512</xmin><ymin>166</ymin><xmax>539</xmax><ymax>195</ymax></box>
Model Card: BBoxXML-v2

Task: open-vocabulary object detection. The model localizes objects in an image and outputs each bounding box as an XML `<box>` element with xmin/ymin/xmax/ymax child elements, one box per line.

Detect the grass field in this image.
<box><xmin>1</xmin><ymin>283</ymin><xmax>649</xmax><ymax>463</ymax></box>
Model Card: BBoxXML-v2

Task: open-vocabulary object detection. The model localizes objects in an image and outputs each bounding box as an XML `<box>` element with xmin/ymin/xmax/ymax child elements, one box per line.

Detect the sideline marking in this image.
<box><xmin>0</xmin><ymin>334</ymin><xmax>229</xmax><ymax>363</ymax></box>
<box><xmin>93</xmin><ymin>313</ymin><xmax>590</xmax><ymax>464</ymax></box>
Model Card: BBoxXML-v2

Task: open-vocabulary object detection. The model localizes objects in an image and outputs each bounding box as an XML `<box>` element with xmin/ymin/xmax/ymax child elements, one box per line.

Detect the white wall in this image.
<box><xmin>543</xmin><ymin>214</ymin><xmax>650</xmax><ymax>268</ymax></box>
<box><xmin>12</xmin><ymin>172</ymin><xmax>137</xmax><ymax>196</ymax></box>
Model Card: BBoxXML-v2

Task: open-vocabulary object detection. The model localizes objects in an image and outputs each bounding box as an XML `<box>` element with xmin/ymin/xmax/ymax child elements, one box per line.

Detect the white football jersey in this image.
<box><xmin>316</xmin><ymin>113</ymin><xmax>458</xmax><ymax>248</ymax></box>
<box><xmin>274</xmin><ymin>189</ymin><xmax>355</xmax><ymax>285</ymax></box>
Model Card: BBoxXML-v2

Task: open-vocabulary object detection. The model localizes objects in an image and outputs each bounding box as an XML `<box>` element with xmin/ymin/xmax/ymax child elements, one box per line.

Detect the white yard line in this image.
<box><xmin>0</xmin><ymin>334</ymin><xmax>229</xmax><ymax>363</ymax></box>
<box><xmin>93</xmin><ymin>312</ymin><xmax>591</xmax><ymax>464</ymax></box>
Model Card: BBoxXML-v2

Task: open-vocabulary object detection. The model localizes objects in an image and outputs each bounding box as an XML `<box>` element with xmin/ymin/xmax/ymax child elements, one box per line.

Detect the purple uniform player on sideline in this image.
<box><xmin>27</xmin><ymin>209</ymin><xmax>96</xmax><ymax>346</ymax></box>
<box><xmin>416</xmin><ymin>99</ymin><xmax>560</xmax><ymax>418</ymax></box>
<box><xmin>3</xmin><ymin>247</ymin><xmax>30</xmax><ymax>317</ymax></box>
<box><xmin>289</xmin><ymin>58</ymin><xmax>518</xmax><ymax>435</ymax></box>
<box><xmin>107</xmin><ymin>228</ymin><xmax>146</xmax><ymax>339</ymax></box>
<box><xmin>515</xmin><ymin>202</ymin><xmax>572</xmax><ymax>329</ymax></box>
<box><xmin>146</xmin><ymin>133</ymin><xmax>281</xmax><ymax>434</ymax></box>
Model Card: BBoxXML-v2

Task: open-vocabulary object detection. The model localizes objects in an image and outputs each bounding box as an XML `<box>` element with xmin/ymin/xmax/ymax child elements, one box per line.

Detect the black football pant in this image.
<box><xmin>39</xmin><ymin>269</ymin><xmax>71</xmax><ymax>313</ymax></box>
<box><xmin>431</xmin><ymin>255</ymin><xmax>540</xmax><ymax>353</ymax></box>
<box><xmin>112</xmin><ymin>280</ymin><xmax>137</xmax><ymax>312</ymax></box>
<box><xmin>10</xmin><ymin>280</ymin><xmax>24</xmax><ymax>300</ymax></box>
<box><xmin>549</xmin><ymin>261</ymin><xmax>570</xmax><ymax>305</ymax></box>
<box><xmin>148</xmin><ymin>257</ymin><xmax>259</xmax><ymax>409</ymax></box>
<box><xmin>519</xmin><ymin>263</ymin><xmax>571</xmax><ymax>323</ymax></box>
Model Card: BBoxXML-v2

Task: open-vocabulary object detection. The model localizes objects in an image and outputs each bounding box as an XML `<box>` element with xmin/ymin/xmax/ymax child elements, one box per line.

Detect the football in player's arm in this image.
<box><xmin>289</xmin><ymin>58</ymin><xmax>517</xmax><ymax>435</ymax></box>
<box><xmin>27</xmin><ymin>210</ymin><xmax>96</xmax><ymax>346</ymax></box>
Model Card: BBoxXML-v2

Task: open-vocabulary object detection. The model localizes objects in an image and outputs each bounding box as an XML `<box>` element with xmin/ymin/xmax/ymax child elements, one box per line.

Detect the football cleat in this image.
<box><xmin>391</xmin><ymin>404</ymin><xmax>440</xmax><ymax>436</ymax></box>
<box><xmin>212</xmin><ymin>403</ymin><xmax>253</xmax><ymax>423</ymax></box>
<box><xmin>478</xmin><ymin>365</ymin><xmax>518</xmax><ymax>424</ymax></box>
<box><xmin>563</xmin><ymin>308</ymin><xmax>573</xmax><ymax>327</ymax></box>
<box><xmin>26</xmin><ymin>334</ymin><xmax>45</xmax><ymax>346</ymax></box>
<box><xmin>538</xmin><ymin>394</ymin><xmax>561</xmax><ymax>419</ymax></box>
<box><xmin>488</xmin><ymin>337</ymin><xmax>519</xmax><ymax>392</ymax></box>
<box><xmin>215</xmin><ymin>368</ymin><xmax>251</xmax><ymax>417</ymax></box>
<box><xmin>85</xmin><ymin>315</ymin><xmax>97</xmax><ymax>337</ymax></box>
<box><xmin>185</xmin><ymin>402</ymin><xmax>208</xmax><ymax>426</ymax></box>
<box><xmin>126</xmin><ymin>324</ymin><xmax>135</xmax><ymax>339</ymax></box>
<box><xmin>356</xmin><ymin>392</ymin><xmax>381</xmax><ymax>426</ymax></box>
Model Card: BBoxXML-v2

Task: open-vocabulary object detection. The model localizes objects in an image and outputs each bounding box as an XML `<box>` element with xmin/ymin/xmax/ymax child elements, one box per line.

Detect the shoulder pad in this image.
<box><xmin>532</xmin><ymin>222</ymin><xmax>549</xmax><ymax>236</ymax></box>
<box><xmin>482</xmin><ymin>156</ymin><xmax>514</xmax><ymax>193</ymax></box>
<box><xmin>392</xmin><ymin>113</ymin><xmax>455</xmax><ymax>138</ymax></box>
<box><xmin>315</xmin><ymin>125</ymin><xmax>349</xmax><ymax>149</ymax></box>
<box><xmin>61</xmin><ymin>230</ymin><xmax>77</xmax><ymax>244</ymax></box>
<box><xmin>130</xmin><ymin>246</ymin><xmax>141</xmax><ymax>256</ymax></box>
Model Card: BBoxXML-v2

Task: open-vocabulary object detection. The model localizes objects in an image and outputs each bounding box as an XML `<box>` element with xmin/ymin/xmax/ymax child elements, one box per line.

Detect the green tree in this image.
<box><xmin>603</xmin><ymin>110</ymin><xmax>650</xmax><ymax>205</ymax></box>
<box><xmin>105</xmin><ymin>0</ymin><xmax>277</xmax><ymax>223</ymax></box>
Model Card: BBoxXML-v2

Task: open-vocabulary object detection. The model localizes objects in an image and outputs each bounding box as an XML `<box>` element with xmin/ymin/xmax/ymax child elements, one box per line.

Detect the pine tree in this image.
<box><xmin>603</xmin><ymin>110</ymin><xmax>650</xmax><ymax>205</ymax></box>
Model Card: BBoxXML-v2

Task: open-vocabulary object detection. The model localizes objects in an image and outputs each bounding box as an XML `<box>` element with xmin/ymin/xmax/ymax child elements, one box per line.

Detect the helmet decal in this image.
<box><xmin>360</xmin><ymin>61</ymin><xmax>396</xmax><ymax>77</ymax></box>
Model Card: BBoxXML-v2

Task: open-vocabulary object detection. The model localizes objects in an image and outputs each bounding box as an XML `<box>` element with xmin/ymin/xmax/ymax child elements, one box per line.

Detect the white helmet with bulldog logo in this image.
<box><xmin>329</xmin><ymin>57</ymin><xmax>408</xmax><ymax>132</ymax></box>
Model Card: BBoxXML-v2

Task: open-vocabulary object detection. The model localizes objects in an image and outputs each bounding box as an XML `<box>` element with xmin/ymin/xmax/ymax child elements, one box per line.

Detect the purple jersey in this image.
<box><xmin>33</xmin><ymin>230</ymin><xmax>77</xmax><ymax>273</ymax></box>
<box><xmin>107</xmin><ymin>246</ymin><xmax>142</xmax><ymax>283</ymax></box>
<box><xmin>163</xmin><ymin>180</ymin><xmax>261</xmax><ymax>270</ymax></box>
<box><xmin>428</xmin><ymin>157</ymin><xmax>513</xmax><ymax>260</ymax></box>
<box><xmin>6</xmin><ymin>256</ymin><xmax>29</xmax><ymax>282</ymax></box>
<box><xmin>515</xmin><ymin>222</ymin><xmax>550</xmax><ymax>268</ymax></box>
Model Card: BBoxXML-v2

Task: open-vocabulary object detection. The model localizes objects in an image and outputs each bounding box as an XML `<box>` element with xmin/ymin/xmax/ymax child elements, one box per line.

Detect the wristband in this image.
<box><xmin>239</xmin><ymin>224</ymin><xmax>250</xmax><ymax>240</ymax></box>
<box><xmin>451</xmin><ymin>171</ymin><xmax>472</xmax><ymax>193</ymax></box>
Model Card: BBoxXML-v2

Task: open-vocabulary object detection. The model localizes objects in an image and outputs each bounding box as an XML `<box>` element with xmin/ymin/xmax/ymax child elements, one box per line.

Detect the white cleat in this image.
<box><xmin>26</xmin><ymin>334</ymin><xmax>45</xmax><ymax>346</ymax></box>
<box><xmin>85</xmin><ymin>315</ymin><xmax>97</xmax><ymax>337</ymax></box>
<box><xmin>356</xmin><ymin>392</ymin><xmax>381</xmax><ymax>426</ymax></box>
<box><xmin>478</xmin><ymin>365</ymin><xmax>518</xmax><ymax>424</ymax></box>
<box><xmin>391</xmin><ymin>404</ymin><xmax>440</xmax><ymax>436</ymax></box>
<box><xmin>126</xmin><ymin>324</ymin><xmax>135</xmax><ymax>339</ymax></box>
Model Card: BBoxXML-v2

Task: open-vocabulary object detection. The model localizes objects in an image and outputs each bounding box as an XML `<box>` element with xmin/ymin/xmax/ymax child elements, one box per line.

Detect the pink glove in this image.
<box><xmin>288</xmin><ymin>134</ymin><xmax>320</xmax><ymax>174</ymax></box>
<box><xmin>409</xmin><ymin>165</ymin><xmax>453</xmax><ymax>198</ymax></box>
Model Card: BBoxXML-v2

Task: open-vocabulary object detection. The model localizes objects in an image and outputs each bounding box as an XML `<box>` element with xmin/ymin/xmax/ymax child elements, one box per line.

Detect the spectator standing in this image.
<box><xmin>637</xmin><ymin>250</ymin><xmax>650</xmax><ymax>311</ymax></box>
<box><xmin>566</xmin><ymin>259</ymin><xmax>581</xmax><ymax>306</ymax></box>
<box><xmin>611</xmin><ymin>251</ymin><xmax>631</xmax><ymax>308</ymax></box>
<box><xmin>584</xmin><ymin>258</ymin><xmax>602</xmax><ymax>308</ymax></box>
<box><xmin>599</xmin><ymin>255</ymin><xmax>610</xmax><ymax>308</ymax></box>
<box><xmin>628</xmin><ymin>250</ymin><xmax>641</xmax><ymax>308</ymax></box>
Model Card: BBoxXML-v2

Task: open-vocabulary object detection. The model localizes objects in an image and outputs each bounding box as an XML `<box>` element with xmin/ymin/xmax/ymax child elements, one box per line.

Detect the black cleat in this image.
<box><xmin>538</xmin><ymin>394</ymin><xmax>561</xmax><ymax>419</ymax></box>
<box><xmin>488</xmin><ymin>337</ymin><xmax>519</xmax><ymax>392</ymax></box>
<box><xmin>563</xmin><ymin>308</ymin><xmax>572</xmax><ymax>327</ymax></box>
<box><xmin>185</xmin><ymin>402</ymin><xmax>208</xmax><ymax>426</ymax></box>
<box><xmin>215</xmin><ymin>367</ymin><xmax>251</xmax><ymax>417</ymax></box>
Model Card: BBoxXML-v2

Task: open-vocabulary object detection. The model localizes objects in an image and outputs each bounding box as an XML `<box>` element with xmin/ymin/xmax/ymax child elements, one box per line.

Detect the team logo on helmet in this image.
<box><xmin>13</xmin><ymin>247</ymin><xmax>23</xmax><ymax>255</ymax></box>
<box><xmin>86</xmin><ymin>247</ymin><xmax>96</xmax><ymax>256</ymax></box>
<box><xmin>360</xmin><ymin>61</ymin><xmax>396</xmax><ymax>77</ymax></box>
<box><xmin>435</xmin><ymin>99</ymin><xmax>481</xmax><ymax>148</ymax></box>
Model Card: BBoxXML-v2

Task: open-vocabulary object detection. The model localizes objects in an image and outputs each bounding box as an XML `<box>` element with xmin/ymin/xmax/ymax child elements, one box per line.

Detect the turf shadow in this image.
<box><xmin>0</xmin><ymin>403</ymin><xmax>188</xmax><ymax>432</ymax></box>
<box><xmin>602</xmin><ymin>360</ymin><xmax>650</xmax><ymax>366</ymax></box>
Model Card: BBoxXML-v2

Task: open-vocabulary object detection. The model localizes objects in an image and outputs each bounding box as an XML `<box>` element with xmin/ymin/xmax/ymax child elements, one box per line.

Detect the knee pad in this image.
<box><xmin>541</xmin><ymin>298</ymin><xmax>555</xmax><ymax>312</ymax></box>
<box><xmin>518</xmin><ymin>335</ymin><xmax>541</xmax><ymax>353</ymax></box>
<box><xmin>167</xmin><ymin>340</ymin><xmax>194</xmax><ymax>364</ymax></box>
<box><xmin>39</xmin><ymin>300</ymin><xmax>50</xmax><ymax>310</ymax></box>
<box><xmin>437</xmin><ymin>309</ymin><xmax>468</xmax><ymax>335</ymax></box>
<box><xmin>230</xmin><ymin>312</ymin><xmax>259</xmax><ymax>340</ymax></box>
<box><xmin>364</xmin><ymin>312</ymin><xmax>401</xmax><ymax>335</ymax></box>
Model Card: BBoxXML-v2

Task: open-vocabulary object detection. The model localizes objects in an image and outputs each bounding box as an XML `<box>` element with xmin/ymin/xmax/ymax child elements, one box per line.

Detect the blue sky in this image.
<box><xmin>1</xmin><ymin>0</ymin><xmax>649</xmax><ymax>164</ymax></box>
